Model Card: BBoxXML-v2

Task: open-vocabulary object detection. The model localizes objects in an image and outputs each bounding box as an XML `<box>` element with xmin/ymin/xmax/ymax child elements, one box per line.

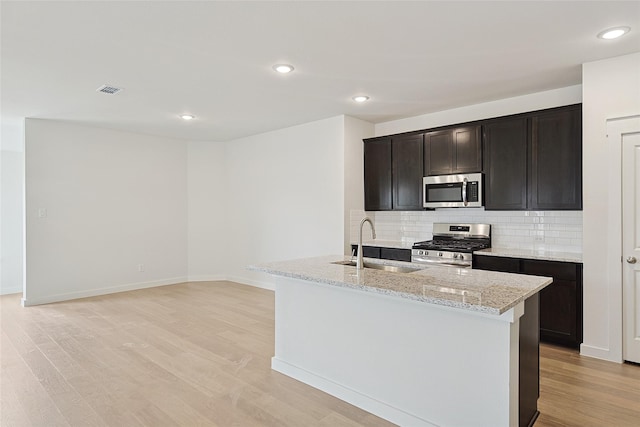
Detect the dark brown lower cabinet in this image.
<box><xmin>350</xmin><ymin>245</ymin><xmax>411</xmax><ymax>262</ymax></box>
<box><xmin>473</xmin><ymin>255</ymin><xmax>583</xmax><ymax>348</ymax></box>
<box><xmin>361</xmin><ymin>246</ymin><xmax>381</xmax><ymax>259</ymax></box>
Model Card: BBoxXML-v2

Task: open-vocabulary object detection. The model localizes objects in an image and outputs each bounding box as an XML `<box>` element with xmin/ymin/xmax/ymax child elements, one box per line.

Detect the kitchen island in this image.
<box><xmin>251</xmin><ymin>255</ymin><xmax>552</xmax><ymax>427</ymax></box>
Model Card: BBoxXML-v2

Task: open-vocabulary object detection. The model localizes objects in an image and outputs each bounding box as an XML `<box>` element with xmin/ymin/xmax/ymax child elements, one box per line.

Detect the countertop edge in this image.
<box><xmin>249</xmin><ymin>255</ymin><xmax>552</xmax><ymax>316</ymax></box>
<box><xmin>474</xmin><ymin>248</ymin><xmax>583</xmax><ymax>263</ymax></box>
<box><xmin>251</xmin><ymin>264</ymin><xmax>503</xmax><ymax>315</ymax></box>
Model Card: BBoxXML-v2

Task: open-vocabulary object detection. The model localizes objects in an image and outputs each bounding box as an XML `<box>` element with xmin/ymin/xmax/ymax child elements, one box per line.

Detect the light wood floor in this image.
<box><xmin>1</xmin><ymin>282</ymin><xmax>639</xmax><ymax>427</ymax></box>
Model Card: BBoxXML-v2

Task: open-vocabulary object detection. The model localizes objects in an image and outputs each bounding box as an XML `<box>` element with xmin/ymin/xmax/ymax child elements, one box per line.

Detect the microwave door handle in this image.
<box><xmin>462</xmin><ymin>178</ymin><xmax>468</xmax><ymax>206</ymax></box>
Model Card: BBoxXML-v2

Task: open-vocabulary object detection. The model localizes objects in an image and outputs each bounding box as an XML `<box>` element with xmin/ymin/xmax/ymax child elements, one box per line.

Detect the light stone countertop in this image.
<box><xmin>250</xmin><ymin>255</ymin><xmax>552</xmax><ymax>315</ymax></box>
<box><xmin>474</xmin><ymin>247</ymin><xmax>583</xmax><ymax>263</ymax></box>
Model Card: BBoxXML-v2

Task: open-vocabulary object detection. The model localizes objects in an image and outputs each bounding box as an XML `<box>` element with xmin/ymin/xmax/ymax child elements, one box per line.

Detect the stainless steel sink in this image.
<box><xmin>331</xmin><ymin>260</ymin><xmax>420</xmax><ymax>274</ymax></box>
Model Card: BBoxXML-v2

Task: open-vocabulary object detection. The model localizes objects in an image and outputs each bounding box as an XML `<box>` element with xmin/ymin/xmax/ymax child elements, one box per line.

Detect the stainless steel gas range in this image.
<box><xmin>411</xmin><ymin>223</ymin><xmax>491</xmax><ymax>268</ymax></box>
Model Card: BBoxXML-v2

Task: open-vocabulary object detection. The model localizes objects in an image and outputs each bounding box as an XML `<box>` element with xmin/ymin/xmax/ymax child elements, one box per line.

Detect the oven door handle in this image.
<box><xmin>462</xmin><ymin>178</ymin><xmax>468</xmax><ymax>206</ymax></box>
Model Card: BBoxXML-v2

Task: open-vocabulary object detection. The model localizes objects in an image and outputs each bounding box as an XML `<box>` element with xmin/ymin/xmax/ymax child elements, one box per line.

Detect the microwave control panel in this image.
<box><xmin>468</xmin><ymin>182</ymin><xmax>479</xmax><ymax>202</ymax></box>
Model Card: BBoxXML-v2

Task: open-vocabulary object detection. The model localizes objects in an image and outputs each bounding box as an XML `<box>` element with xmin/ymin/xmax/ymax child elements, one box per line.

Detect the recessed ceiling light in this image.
<box><xmin>180</xmin><ymin>114</ymin><xmax>195</xmax><ymax>120</ymax></box>
<box><xmin>273</xmin><ymin>64</ymin><xmax>294</xmax><ymax>74</ymax></box>
<box><xmin>352</xmin><ymin>95</ymin><xmax>370</xmax><ymax>103</ymax></box>
<box><xmin>597</xmin><ymin>26</ymin><xmax>630</xmax><ymax>40</ymax></box>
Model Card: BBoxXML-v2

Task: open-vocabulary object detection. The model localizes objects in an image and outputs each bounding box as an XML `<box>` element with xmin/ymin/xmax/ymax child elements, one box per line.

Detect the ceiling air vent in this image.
<box><xmin>96</xmin><ymin>84</ymin><xmax>123</xmax><ymax>95</ymax></box>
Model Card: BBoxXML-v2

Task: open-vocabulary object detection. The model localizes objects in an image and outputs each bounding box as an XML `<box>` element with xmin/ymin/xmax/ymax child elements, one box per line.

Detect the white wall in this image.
<box><xmin>343</xmin><ymin>116</ymin><xmax>374</xmax><ymax>254</ymax></box>
<box><xmin>24</xmin><ymin>119</ymin><xmax>188</xmax><ymax>305</ymax></box>
<box><xmin>187</xmin><ymin>114</ymin><xmax>370</xmax><ymax>288</ymax></box>
<box><xmin>1</xmin><ymin>120</ymin><xmax>25</xmax><ymax>295</ymax></box>
<box><xmin>223</xmin><ymin>116</ymin><xmax>346</xmax><ymax>289</ymax></box>
<box><xmin>187</xmin><ymin>140</ymin><xmax>228</xmax><ymax>281</ymax></box>
<box><xmin>375</xmin><ymin>85</ymin><xmax>582</xmax><ymax>136</ymax></box>
<box><xmin>18</xmin><ymin>115</ymin><xmax>364</xmax><ymax>303</ymax></box>
<box><xmin>581</xmin><ymin>52</ymin><xmax>640</xmax><ymax>362</ymax></box>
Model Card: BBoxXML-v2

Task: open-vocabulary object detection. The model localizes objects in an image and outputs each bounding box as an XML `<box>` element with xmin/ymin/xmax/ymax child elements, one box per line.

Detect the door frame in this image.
<box><xmin>606</xmin><ymin>115</ymin><xmax>640</xmax><ymax>363</ymax></box>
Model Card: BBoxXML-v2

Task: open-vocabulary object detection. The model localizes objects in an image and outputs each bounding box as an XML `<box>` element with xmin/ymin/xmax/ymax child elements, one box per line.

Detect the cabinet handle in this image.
<box><xmin>627</xmin><ymin>256</ymin><xmax>637</xmax><ymax>264</ymax></box>
<box><xmin>462</xmin><ymin>178</ymin><xmax>468</xmax><ymax>206</ymax></box>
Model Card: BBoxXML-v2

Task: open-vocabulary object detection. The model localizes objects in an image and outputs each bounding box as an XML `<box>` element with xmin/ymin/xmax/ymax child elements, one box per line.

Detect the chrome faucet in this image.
<box><xmin>357</xmin><ymin>217</ymin><xmax>376</xmax><ymax>270</ymax></box>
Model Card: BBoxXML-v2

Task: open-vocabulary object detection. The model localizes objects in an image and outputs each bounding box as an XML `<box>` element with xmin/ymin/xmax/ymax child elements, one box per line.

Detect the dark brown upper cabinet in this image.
<box><xmin>484</xmin><ymin>104</ymin><xmax>582</xmax><ymax>211</ymax></box>
<box><xmin>392</xmin><ymin>133</ymin><xmax>424</xmax><ymax>210</ymax></box>
<box><xmin>364</xmin><ymin>134</ymin><xmax>424</xmax><ymax>211</ymax></box>
<box><xmin>483</xmin><ymin>117</ymin><xmax>529</xmax><ymax>210</ymax></box>
<box><xmin>424</xmin><ymin>125</ymin><xmax>482</xmax><ymax>176</ymax></box>
<box><xmin>364</xmin><ymin>138</ymin><xmax>392</xmax><ymax>211</ymax></box>
<box><xmin>364</xmin><ymin>104</ymin><xmax>581</xmax><ymax>212</ymax></box>
<box><xmin>529</xmin><ymin>106</ymin><xmax>582</xmax><ymax>210</ymax></box>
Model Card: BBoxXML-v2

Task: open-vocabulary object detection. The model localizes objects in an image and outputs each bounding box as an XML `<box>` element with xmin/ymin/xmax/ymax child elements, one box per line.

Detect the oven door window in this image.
<box><xmin>426</xmin><ymin>183</ymin><xmax>463</xmax><ymax>203</ymax></box>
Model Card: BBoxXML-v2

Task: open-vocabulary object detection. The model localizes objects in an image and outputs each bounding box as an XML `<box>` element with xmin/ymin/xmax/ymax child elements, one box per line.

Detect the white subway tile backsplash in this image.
<box><xmin>350</xmin><ymin>208</ymin><xmax>582</xmax><ymax>253</ymax></box>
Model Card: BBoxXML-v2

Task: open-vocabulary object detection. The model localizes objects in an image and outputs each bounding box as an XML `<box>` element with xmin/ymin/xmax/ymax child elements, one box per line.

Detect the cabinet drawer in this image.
<box><xmin>351</xmin><ymin>246</ymin><xmax>411</xmax><ymax>262</ymax></box>
<box><xmin>521</xmin><ymin>260</ymin><xmax>577</xmax><ymax>281</ymax></box>
<box><xmin>380</xmin><ymin>248</ymin><xmax>411</xmax><ymax>262</ymax></box>
<box><xmin>473</xmin><ymin>255</ymin><xmax>520</xmax><ymax>273</ymax></box>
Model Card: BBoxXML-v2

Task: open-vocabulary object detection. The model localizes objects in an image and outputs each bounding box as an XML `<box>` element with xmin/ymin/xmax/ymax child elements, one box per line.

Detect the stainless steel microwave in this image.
<box><xmin>423</xmin><ymin>173</ymin><xmax>483</xmax><ymax>208</ymax></box>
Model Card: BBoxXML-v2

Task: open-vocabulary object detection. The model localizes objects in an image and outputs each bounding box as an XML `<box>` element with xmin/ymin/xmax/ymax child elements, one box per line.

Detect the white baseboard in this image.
<box><xmin>20</xmin><ymin>274</ymin><xmax>275</xmax><ymax>307</ymax></box>
<box><xmin>21</xmin><ymin>276</ymin><xmax>188</xmax><ymax>307</ymax></box>
<box><xmin>580</xmin><ymin>343</ymin><xmax>623</xmax><ymax>363</ymax></box>
<box><xmin>226</xmin><ymin>275</ymin><xmax>275</xmax><ymax>291</ymax></box>
<box><xmin>188</xmin><ymin>274</ymin><xmax>275</xmax><ymax>291</ymax></box>
<box><xmin>271</xmin><ymin>357</ymin><xmax>436</xmax><ymax>427</ymax></box>
<box><xmin>0</xmin><ymin>286</ymin><xmax>23</xmax><ymax>296</ymax></box>
<box><xmin>187</xmin><ymin>275</ymin><xmax>228</xmax><ymax>282</ymax></box>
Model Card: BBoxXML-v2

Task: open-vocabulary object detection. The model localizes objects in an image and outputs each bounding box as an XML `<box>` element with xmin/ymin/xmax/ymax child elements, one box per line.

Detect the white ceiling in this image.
<box><xmin>2</xmin><ymin>1</ymin><xmax>639</xmax><ymax>142</ymax></box>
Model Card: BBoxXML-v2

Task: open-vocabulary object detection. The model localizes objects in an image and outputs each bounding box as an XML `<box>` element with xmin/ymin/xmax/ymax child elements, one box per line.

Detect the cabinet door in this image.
<box><xmin>537</xmin><ymin>279</ymin><xmax>578</xmax><ymax>344</ymax></box>
<box><xmin>483</xmin><ymin>118</ymin><xmax>528</xmax><ymax>210</ymax></box>
<box><xmin>529</xmin><ymin>106</ymin><xmax>582</xmax><ymax>210</ymax></box>
<box><xmin>452</xmin><ymin>126</ymin><xmax>482</xmax><ymax>173</ymax></box>
<box><xmin>424</xmin><ymin>130</ymin><xmax>453</xmax><ymax>175</ymax></box>
<box><xmin>364</xmin><ymin>139</ymin><xmax>392</xmax><ymax>211</ymax></box>
<box><xmin>392</xmin><ymin>134</ymin><xmax>424</xmax><ymax>210</ymax></box>
<box><xmin>522</xmin><ymin>259</ymin><xmax>581</xmax><ymax>347</ymax></box>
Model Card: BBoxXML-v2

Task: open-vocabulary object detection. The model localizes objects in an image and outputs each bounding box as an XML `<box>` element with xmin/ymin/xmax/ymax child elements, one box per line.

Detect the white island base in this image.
<box><xmin>272</xmin><ymin>276</ymin><xmax>539</xmax><ymax>427</ymax></box>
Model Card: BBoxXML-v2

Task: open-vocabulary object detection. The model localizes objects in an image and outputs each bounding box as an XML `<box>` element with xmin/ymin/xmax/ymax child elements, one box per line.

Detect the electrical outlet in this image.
<box><xmin>38</xmin><ymin>208</ymin><xmax>47</xmax><ymax>218</ymax></box>
<box><xmin>137</xmin><ymin>264</ymin><xmax>145</xmax><ymax>272</ymax></box>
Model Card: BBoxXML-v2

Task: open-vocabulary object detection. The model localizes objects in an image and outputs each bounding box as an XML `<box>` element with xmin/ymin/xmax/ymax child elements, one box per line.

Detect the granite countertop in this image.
<box><xmin>474</xmin><ymin>247</ymin><xmax>583</xmax><ymax>263</ymax></box>
<box><xmin>250</xmin><ymin>255</ymin><xmax>552</xmax><ymax>316</ymax></box>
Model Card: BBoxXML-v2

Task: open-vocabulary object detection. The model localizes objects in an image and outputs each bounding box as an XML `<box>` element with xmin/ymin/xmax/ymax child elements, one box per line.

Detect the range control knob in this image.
<box><xmin>453</xmin><ymin>253</ymin><xmax>459</xmax><ymax>259</ymax></box>
<box><xmin>438</xmin><ymin>252</ymin><xmax>443</xmax><ymax>257</ymax></box>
